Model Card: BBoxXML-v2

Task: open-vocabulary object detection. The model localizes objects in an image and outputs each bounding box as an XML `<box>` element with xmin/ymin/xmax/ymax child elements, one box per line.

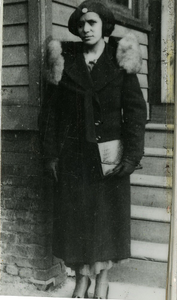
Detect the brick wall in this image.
<box><xmin>1</xmin><ymin>131</ymin><xmax>66</xmax><ymax>288</ymax></box>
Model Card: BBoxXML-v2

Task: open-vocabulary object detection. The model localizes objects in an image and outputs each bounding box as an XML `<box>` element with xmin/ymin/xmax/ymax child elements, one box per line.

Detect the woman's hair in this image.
<box><xmin>68</xmin><ymin>0</ymin><xmax>115</xmax><ymax>37</ymax></box>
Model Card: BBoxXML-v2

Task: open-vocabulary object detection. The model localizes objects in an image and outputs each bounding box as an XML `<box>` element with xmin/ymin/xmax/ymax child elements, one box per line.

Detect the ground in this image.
<box><xmin>0</xmin><ymin>274</ymin><xmax>166</xmax><ymax>300</ymax></box>
<box><xmin>0</xmin><ymin>275</ymin><xmax>76</xmax><ymax>298</ymax></box>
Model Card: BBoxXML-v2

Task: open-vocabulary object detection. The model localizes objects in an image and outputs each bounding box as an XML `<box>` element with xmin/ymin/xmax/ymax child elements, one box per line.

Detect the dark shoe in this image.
<box><xmin>72</xmin><ymin>277</ymin><xmax>91</xmax><ymax>298</ymax></box>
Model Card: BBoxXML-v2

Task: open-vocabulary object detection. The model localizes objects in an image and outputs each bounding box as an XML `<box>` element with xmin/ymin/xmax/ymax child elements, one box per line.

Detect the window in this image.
<box><xmin>111</xmin><ymin>0</ymin><xmax>131</xmax><ymax>9</ymax></box>
<box><xmin>104</xmin><ymin>0</ymin><xmax>150</xmax><ymax>31</ymax></box>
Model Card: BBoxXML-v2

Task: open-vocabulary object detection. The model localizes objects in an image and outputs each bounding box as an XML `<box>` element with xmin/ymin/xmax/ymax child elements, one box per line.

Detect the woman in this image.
<box><xmin>40</xmin><ymin>0</ymin><xmax>147</xmax><ymax>298</ymax></box>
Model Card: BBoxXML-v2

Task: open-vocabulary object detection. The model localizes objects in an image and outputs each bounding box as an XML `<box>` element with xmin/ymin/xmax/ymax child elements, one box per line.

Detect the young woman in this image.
<box><xmin>40</xmin><ymin>0</ymin><xmax>147</xmax><ymax>298</ymax></box>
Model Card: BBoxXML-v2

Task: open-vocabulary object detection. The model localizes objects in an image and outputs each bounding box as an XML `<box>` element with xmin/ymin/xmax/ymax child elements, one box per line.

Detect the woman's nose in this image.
<box><xmin>83</xmin><ymin>22</ymin><xmax>90</xmax><ymax>33</ymax></box>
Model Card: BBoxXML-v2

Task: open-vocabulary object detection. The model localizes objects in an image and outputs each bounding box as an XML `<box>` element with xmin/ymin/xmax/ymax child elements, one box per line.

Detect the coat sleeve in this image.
<box><xmin>38</xmin><ymin>82</ymin><xmax>60</xmax><ymax>161</ymax></box>
<box><xmin>121</xmin><ymin>73</ymin><xmax>147</xmax><ymax>164</ymax></box>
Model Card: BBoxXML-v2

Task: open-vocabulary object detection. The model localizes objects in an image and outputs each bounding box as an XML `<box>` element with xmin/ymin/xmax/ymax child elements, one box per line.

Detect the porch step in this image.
<box><xmin>131</xmin><ymin>185</ymin><xmax>172</xmax><ymax>208</ymax></box>
<box><xmin>130</xmin><ymin>240</ymin><xmax>168</xmax><ymax>262</ymax></box>
<box><xmin>145</xmin><ymin>124</ymin><xmax>174</xmax><ymax>149</ymax></box>
<box><xmin>131</xmin><ymin>205</ymin><xmax>170</xmax><ymax>222</ymax></box>
<box><xmin>145</xmin><ymin>124</ymin><xmax>174</xmax><ymax>131</ymax></box>
<box><xmin>130</xmin><ymin>174</ymin><xmax>172</xmax><ymax>188</ymax></box>
<box><xmin>144</xmin><ymin>147</ymin><xmax>173</xmax><ymax>158</ymax></box>
<box><xmin>135</xmin><ymin>156</ymin><xmax>172</xmax><ymax>177</ymax></box>
<box><xmin>48</xmin><ymin>277</ymin><xmax>166</xmax><ymax>300</ymax></box>
<box><xmin>108</xmin><ymin>259</ymin><xmax>167</xmax><ymax>288</ymax></box>
<box><xmin>88</xmin><ymin>281</ymin><xmax>166</xmax><ymax>300</ymax></box>
<box><xmin>131</xmin><ymin>220</ymin><xmax>170</xmax><ymax>244</ymax></box>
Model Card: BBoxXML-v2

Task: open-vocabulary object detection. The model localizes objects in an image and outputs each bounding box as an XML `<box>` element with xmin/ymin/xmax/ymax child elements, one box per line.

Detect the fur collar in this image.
<box><xmin>46</xmin><ymin>32</ymin><xmax>142</xmax><ymax>85</ymax></box>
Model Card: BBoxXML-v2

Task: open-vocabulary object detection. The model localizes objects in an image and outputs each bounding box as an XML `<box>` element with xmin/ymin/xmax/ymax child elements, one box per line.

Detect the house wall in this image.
<box><xmin>1</xmin><ymin>0</ymin><xmax>65</xmax><ymax>286</ymax></box>
<box><xmin>2</xmin><ymin>0</ymin><xmax>173</xmax><ymax>289</ymax></box>
<box><xmin>1</xmin><ymin>0</ymin><xmax>149</xmax><ymax>285</ymax></box>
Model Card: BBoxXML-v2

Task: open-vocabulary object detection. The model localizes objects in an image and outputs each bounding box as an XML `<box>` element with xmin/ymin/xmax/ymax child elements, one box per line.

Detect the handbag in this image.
<box><xmin>98</xmin><ymin>139</ymin><xmax>123</xmax><ymax>176</ymax></box>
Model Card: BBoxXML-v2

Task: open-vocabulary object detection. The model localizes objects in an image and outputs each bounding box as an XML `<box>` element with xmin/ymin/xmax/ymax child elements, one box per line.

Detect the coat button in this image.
<box><xmin>95</xmin><ymin>120</ymin><xmax>101</xmax><ymax>126</ymax></box>
<box><xmin>96</xmin><ymin>136</ymin><xmax>101</xmax><ymax>141</ymax></box>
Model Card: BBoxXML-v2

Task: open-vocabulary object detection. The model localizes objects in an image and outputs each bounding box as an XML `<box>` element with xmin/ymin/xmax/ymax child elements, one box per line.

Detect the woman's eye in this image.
<box><xmin>89</xmin><ymin>21</ymin><xmax>96</xmax><ymax>25</ymax></box>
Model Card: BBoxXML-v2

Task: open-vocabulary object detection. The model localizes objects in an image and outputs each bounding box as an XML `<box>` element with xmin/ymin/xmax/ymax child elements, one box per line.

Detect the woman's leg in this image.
<box><xmin>94</xmin><ymin>269</ymin><xmax>109</xmax><ymax>299</ymax></box>
<box><xmin>72</xmin><ymin>267</ymin><xmax>91</xmax><ymax>298</ymax></box>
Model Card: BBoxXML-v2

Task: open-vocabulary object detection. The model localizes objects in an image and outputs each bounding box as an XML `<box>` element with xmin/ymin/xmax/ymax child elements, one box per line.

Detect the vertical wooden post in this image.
<box><xmin>161</xmin><ymin>0</ymin><xmax>175</xmax><ymax>103</ymax></box>
<box><xmin>28</xmin><ymin>0</ymin><xmax>52</xmax><ymax>107</ymax></box>
<box><xmin>138</xmin><ymin>0</ymin><xmax>149</xmax><ymax>26</ymax></box>
<box><xmin>39</xmin><ymin>0</ymin><xmax>52</xmax><ymax>105</ymax></box>
<box><xmin>148</xmin><ymin>0</ymin><xmax>161</xmax><ymax>105</ymax></box>
<box><xmin>166</xmin><ymin>2</ymin><xmax>177</xmax><ymax>299</ymax></box>
<box><xmin>28</xmin><ymin>0</ymin><xmax>40</xmax><ymax>107</ymax></box>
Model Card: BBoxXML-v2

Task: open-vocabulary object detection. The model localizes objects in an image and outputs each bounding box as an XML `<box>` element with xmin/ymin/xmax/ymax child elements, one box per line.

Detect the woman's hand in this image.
<box><xmin>45</xmin><ymin>159</ymin><xmax>59</xmax><ymax>182</ymax></box>
<box><xmin>113</xmin><ymin>159</ymin><xmax>136</xmax><ymax>177</ymax></box>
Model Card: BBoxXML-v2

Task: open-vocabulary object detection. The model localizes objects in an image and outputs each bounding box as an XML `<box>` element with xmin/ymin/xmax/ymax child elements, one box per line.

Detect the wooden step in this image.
<box><xmin>88</xmin><ymin>281</ymin><xmax>166</xmax><ymax>300</ymax></box>
<box><xmin>131</xmin><ymin>186</ymin><xmax>172</xmax><ymax>208</ymax></box>
<box><xmin>146</xmin><ymin>124</ymin><xmax>174</xmax><ymax>131</ymax></box>
<box><xmin>131</xmin><ymin>220</ymin><xmax>170</xmax><ymax>244</ymax></box>
<box><xmin>108</xmin><ymin>259</ymin><xmax>167</xmax><ymax>288</ymax></box>
<box><xmin>131</xmin><ymin>205</ymin><xmax>170</xmax><ymax>222</ymax></box>
<box><xmin>46</xmin><ymin>277</ymin><xmax>166</xmax><ymax>299</ymax></box>
<box><xmin>131</xmin><ymin>240</ymin><xmax>168</xmax><ymax>262</ymax></box>
<box><xmin>145</xmin><ymin>123</ymin><xmax>174</xmax><ymax>150</ymax></box>
<box><xmin>135</xmin><ymin>156</ymin><xmax>173</xmax><ymax>177</ymax></box>
<box><xmin>66</xmin><ymin>259</ymin><xmax>167</xmax><ymax>290</ymax></box>
<box><xmin>130</xmin><ymin>174</ymin><xmax>172</xmax><ymax>188</ymax></box>
<box><xmin>145</xmin><ymin>131</ymin><xmax>174</xmax><ymax>149</ymax></box>
<box><xmin>144</xmin><ymin>147</ymin><xmax>173</xmax><ymax>158</ymax></box>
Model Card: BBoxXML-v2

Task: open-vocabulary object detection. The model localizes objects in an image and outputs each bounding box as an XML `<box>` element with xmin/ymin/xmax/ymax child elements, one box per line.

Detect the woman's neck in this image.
<box><xmin>83</xmin><ymin>38</ymin><xmax>105</xmax><ymax>62</ymax></box>
<box><xmin>83</xmin><ymin>38</ymin><xmax>105</xmax><ymax>55</ymax></box>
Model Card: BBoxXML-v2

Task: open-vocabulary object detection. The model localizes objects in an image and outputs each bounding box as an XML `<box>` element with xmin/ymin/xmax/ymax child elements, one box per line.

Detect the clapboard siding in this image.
<box><xmin>3</xmin><ymin>3</ymin><xmax>28</xmax><ymax>25</ymax></box>
<box><xmin>53</xmin><ymin>2</ymin><xmax>74</xmax><ymax>26</ymax></box>
<box><xmin>52</xmin><ymin>24</ymin><xmax>80</xmax><ymax>41</ymax></box>
<box><xmin>2</xmin><ymin>0</ymin><xmax>30</xmax><ymax>113</ymax></box>
<box><xmin>2</xmin><ymin>86</ymin><xmax>29</xmax><ymax>105</ymax></box>
<box><xmin>2</xmin><ymin>46</ymin><xmax>28</xmax><ymax>66</ymax></box>
<box><xmin>53</xmin><ymin>0</ymin><xmax>83</xmax><ymax>7</ymax></box>
<box><xmin>141</xmin><ymin>60</ymin><xmax>148</xmax><ymax>74</ymax></box>
<box><xmin>112</xmin><ymin>24</ymin><xmax>148</xmax><ymax>45</ymax></box>
<box><xmin>137</xmin><ymin>74</ymin><xmax>148</xmax><ymax>88</ymax></box>
<box><xmin>2</xmin><ymin>0</ymin><xmax>42</xmax><ymax>128</ymax></box>
<box><xmin>2</xmin><ymin>106</ymin><xmax>39</xmax><ymax>130</ymax></box>
<box><xmin>2</xmin><ymin>67</ymin><xmax>29</xmax><ymax>86</ymax></box>
<box><xmin>3</xmin><ymin>25</ymin><xmax>28</xmax><ymax>45</ymax></box>
<box><xmin>142</xmin><ymin>89</ymin><xmax>148</xmax><ymax>101</ymax></box>
<box><xmin>4</xmin><ymin>0</ymin><xmax>27</xmax><ymax>3</ymax></box>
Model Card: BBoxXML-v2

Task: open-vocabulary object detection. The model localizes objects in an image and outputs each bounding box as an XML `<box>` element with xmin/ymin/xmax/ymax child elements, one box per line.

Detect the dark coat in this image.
<box><xmin>40</xmin><ymin>34</ymin><xmax>147</xmax><ymax>266</ymax></box>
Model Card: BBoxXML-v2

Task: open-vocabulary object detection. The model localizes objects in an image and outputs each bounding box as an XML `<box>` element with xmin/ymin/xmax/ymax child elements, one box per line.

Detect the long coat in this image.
<box><xmin>40</xmin><ymin>33</ymin><xmax>147</xmax><ymax>267</ymax></box>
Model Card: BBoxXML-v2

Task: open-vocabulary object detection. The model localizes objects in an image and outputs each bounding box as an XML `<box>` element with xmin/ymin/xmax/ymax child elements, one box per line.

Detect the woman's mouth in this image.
<box><xmin>83</xmin><ymin>36</ymin><xmax>93</xmax><ymax>40</ymax></box>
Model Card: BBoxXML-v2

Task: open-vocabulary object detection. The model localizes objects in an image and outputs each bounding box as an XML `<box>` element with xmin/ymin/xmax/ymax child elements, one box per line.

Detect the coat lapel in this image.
<box><xmin>90</xmin><ymin>44</ymin><xmax>121</xmax><ymax>91</ymax></box>
<box><xmin>64</xmin><ymin>51</ymin><xmax>93</xmax><ymax>90</ymax></box>
<box><xmin>64</xmin><ymin>43</ymin><xmax>120</xmax><ymax>92</ymax></box>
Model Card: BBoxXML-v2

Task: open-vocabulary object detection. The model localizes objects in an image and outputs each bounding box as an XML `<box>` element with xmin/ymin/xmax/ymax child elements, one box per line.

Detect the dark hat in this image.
<box><xmin>68</xmin><ymin>0</ymin><xmax>115</xmax><ymax>37</ymax></box>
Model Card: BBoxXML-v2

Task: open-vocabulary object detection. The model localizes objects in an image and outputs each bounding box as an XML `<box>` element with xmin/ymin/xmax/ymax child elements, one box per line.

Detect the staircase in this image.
<box><xmin>104</xmin><ymin>123</ymin><xmax>173</xmax><ymax>299</ymax></box>
<box><xmin>52</xmin><ymin>123</ymin><xmax>173</xmax><ymax>299</ymax></box>
<box><xmin>89</xmin><ymin>123</ymin><xmax>173</xmax><ymax>299</ymax></box>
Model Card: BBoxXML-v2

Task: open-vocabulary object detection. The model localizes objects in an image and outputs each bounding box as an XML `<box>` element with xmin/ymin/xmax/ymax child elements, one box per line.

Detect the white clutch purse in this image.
<box><xmin>98</xmin><ymin>140</ymin><xmax>123</xmax><ymax>176</ymax></box>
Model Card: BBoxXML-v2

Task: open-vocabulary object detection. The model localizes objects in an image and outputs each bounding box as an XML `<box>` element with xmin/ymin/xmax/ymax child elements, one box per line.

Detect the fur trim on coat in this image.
<box><xmin>46</xmin><ymin>32</ymin><xmax>142</xmax><ymax>85</ymax></box>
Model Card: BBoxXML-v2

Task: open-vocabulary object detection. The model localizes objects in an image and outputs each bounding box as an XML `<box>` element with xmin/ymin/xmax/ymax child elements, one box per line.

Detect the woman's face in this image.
<box><xmin>77</xmin><ymin>12</ymin><xmax>103</xmax><ymax>46</ymax></box>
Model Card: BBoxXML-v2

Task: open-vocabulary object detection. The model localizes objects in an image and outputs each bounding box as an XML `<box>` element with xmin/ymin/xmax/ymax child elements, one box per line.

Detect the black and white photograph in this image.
<box><xmin>0</xmin><ymin>0</ymin><xmax>176</xmax><ymax>299</ymax></box>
